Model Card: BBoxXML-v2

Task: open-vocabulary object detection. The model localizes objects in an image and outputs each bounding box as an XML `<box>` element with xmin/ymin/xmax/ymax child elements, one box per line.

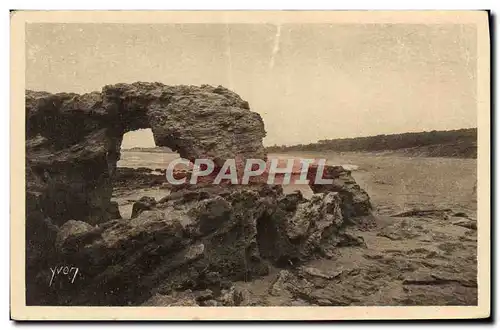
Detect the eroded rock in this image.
<box><xmin>307</xmin><ymin>165</ymin><xmax>372</xmax><ymax>219</ymax></box>
<box><xmin>25</xmin><ymin>83</ymin><xmax>374</xmax><ymax>307</ymax></box>
<box><xmin>35</xmin><ymin>183</ymin><xmax>372</xmax><ymax>306</ymax></box>
<box><xmin>26</xmin><ymin>83</ymin><xmax>266</xmax><ymax>226</ymax></box>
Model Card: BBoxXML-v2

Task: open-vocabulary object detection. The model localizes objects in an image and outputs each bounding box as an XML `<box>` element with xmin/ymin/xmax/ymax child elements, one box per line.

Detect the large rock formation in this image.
<box><xmin>26</xmin><ymin>83</ymin><xmax>266</xmax><ymax>226</ymax></box>
<box><xmin>25</xmin><ymin>82</ymin><xmax>372</xmax><ymax>306</ymax></box>
<box><xmin>26</xmin><ymin>82</ymin><xmax>267</xmax><ymax>305</ymax></box>
<box><xmin>35</xmin><ymin>184</ymin><xmax>367</xmax><ymax>306</ymax></box>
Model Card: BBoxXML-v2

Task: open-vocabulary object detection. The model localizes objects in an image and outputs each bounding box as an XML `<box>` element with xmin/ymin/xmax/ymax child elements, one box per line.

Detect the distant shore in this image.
<box><xmin>123</xmin><ymin>128</ymin><xmax>477</xmax><ymax>159</ymax></box>
<box><xmin>122</xmin><ymin>146</ymin><xmax>174</xmax><ymax>153</ymax></box>
<box><xmin>265</xmin><ymin>128</ymin><xmax>477</xmax><ymax>159</ymax></box>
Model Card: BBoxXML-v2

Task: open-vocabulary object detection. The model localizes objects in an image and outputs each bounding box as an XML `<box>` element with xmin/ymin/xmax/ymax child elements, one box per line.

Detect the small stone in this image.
<box><xmin>269</xmin><ymin>270</ymin><xmax>293</xmax><ymax>296</ymax></box>
<box><xmin>452</xmin><ymin>219</ymin><xmax>477</xmax><ymax>230</ymax></box>
<box><xmin>300</xmin><ymin>267</ymin><xmax>343</xmax><ymax>280</ymax></box>
<box><xmin>194</xmin><ymin>289</ymin><xmax>213</xmax><ymax>302</ymax></box>
<box><xmin>202</xmin><ymin>299</ymin><xmax>218</xmax><ymax>306</ymax></box>
<box><xmin>131</xmin><ymin>196</ymin><xmax>157</xmax><ymax>218</ymax></box>
<box><xmin>316</xmin><ymin>298</ymin><xmax>333</xmax><ymax>306</ymax></box>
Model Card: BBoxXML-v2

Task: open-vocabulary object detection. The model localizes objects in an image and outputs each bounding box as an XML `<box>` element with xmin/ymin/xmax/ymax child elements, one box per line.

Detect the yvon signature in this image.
<box><xmin>49</xmin><ymin>265</ymin><xmax>79</xmax><ymax>287</ymax></box>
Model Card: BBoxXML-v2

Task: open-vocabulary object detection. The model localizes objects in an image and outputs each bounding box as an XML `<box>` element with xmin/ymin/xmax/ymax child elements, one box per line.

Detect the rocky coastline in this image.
<box><xmin>25</xmin><ymin>83</ymin><xmax>373</xmax><ymax>306</ymax></box>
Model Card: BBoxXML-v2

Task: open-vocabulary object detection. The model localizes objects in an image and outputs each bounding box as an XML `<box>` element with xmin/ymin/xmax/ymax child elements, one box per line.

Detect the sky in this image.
<box><xmin>26</xmin><ymin>23</ymin><xmax>477</xmax><ymax>148</ymax></box>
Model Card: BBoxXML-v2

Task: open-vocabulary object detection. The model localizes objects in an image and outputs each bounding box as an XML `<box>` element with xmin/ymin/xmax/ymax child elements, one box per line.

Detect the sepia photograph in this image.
<box><xmin>10</xmin><ymin>10</ymin><xmax>490</xmax><ymax>320</ymax></box>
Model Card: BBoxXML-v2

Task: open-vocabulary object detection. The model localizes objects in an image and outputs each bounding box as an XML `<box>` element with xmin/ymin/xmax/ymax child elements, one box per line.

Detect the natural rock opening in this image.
<box><xmin>120</xmin><ymin>128</ymin><xmax>156</xmax><ymax>151</ymax></box>
<box><xmin>27</xmin><ymin>82</ymin><xmax>266</xmax><ymax>225</ymax></box>
<box><xmin>113</xmin><ymin>129</ymin><xmax>180</xmax><ymax>219</ymax></box>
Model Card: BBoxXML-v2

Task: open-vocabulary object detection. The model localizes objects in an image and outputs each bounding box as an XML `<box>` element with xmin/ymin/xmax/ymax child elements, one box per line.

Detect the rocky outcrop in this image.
<box><xmin>26</xmin><ymin>83</ymin><xmax>266</xmax><ymax>226</ymax></box>
<box><xmin>30</xmin><ymin>184</ymin><xmax>367</xmax><ymax>306</ymax></box>
<box><xmin>25</xmin><ymin>83</ymin><xmax>374</xmax><ymax>306</ymax></box>
<box><xmin>256</xmin><ymin>190</ymin><xmax>349</xmax><ymax>265</ymax></box>
<box><xmin>25</xmin><ymin>83</ymin><xmax>267</xmax><ymax>305</ymax></box>
<box><xmin>307</xmin><ymin>165</ymin><xmax>372</xmax><ymax>220</ymax></box>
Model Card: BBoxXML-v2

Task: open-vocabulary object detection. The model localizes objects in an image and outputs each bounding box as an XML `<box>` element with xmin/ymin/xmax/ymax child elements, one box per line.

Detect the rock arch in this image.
<box><xmin>25</xmin><ymin>82</ymin><xmax>373</xmax><ymax>306</ymax></box>
<box><xmin>26</xmin><ymin>82</ymin><xmax>267</xmax><ymax>225</ymax></box>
